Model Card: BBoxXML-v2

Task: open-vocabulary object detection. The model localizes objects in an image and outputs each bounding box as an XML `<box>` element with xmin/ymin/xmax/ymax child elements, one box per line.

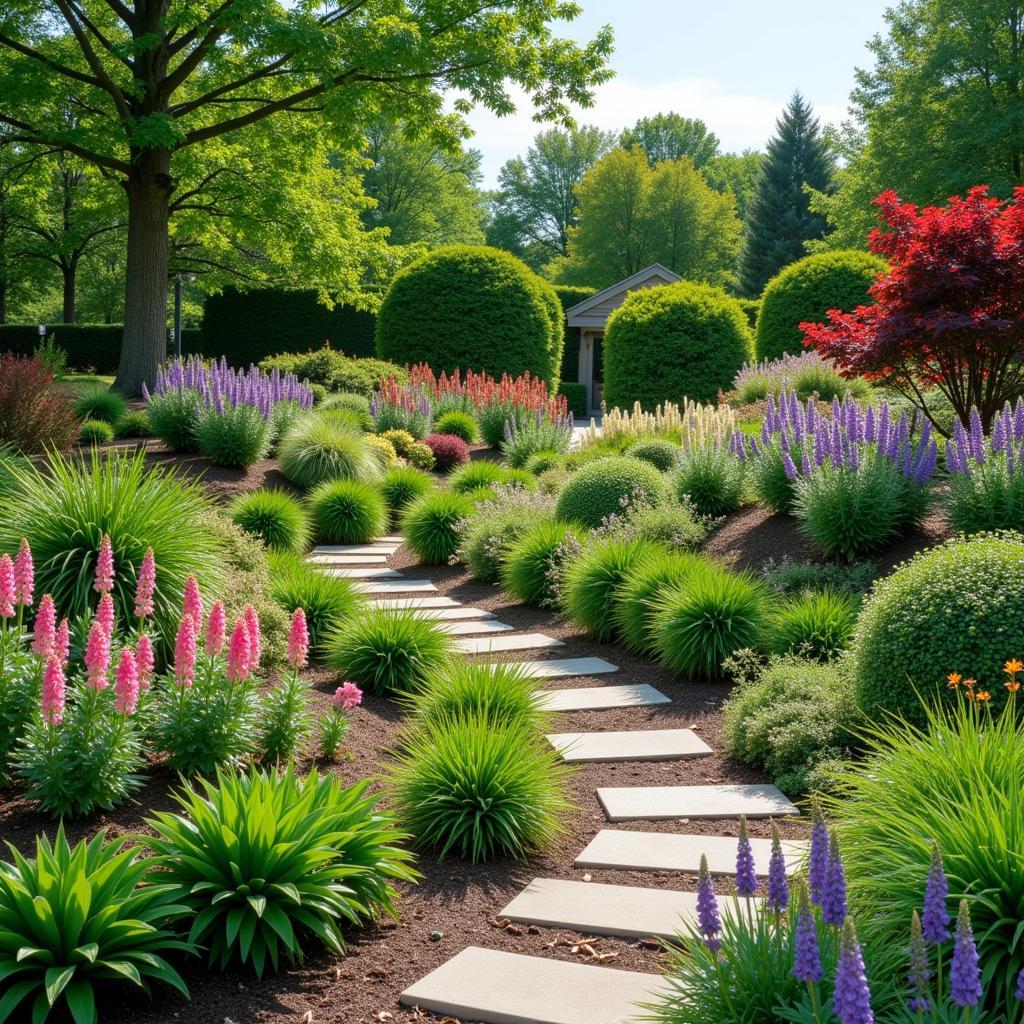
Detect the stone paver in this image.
<box><xmin>319</xmin><ymin>566</ymin><xmax>404</xmax><ymax>579</ymax></box>
<box><xmin>311</xmin><ymin>544</ymin><xmax>400</xmax><ymax>555</ymax></box>
<box><xmin>437</xmin><ymin>620</ymin><xmax>515</xmax><ymax>636</ymax></box>
<box><xmin>306</xmin><ymin>553</ymin><xmax>389</xmax><ymax>564</ymax></box>
<box><xmin>511</xmin><ymin>657</ymin><xmax>618</xmax><ymax>679</ymax></box>
<box><xmin>535</xmin><ymin>684</ymin><xmax>670</xmax><ymax>712</ymax></box>
<box><xmin>407</xmin><ymin>606</ymin><xmax>496</xmax><ymax>620</ymax></box>
<box><xmin>500</xmin><ymin>878</ymin><xmax>756</xmax><ymax>941</ymax></box>
<box><xmin>575</xmin><ymin>830</ymin><xmax>809</xmax><ymax>875</ymax></box>
<box><xmin>546</xmin><ymin>728</ymin><xmax>712</xmax><ymax>763</ymax></box>
<box><xmin>351</xmin><ymin>579</ymin><xmax>438</xmax><ymax>595</ymax></box>
<box><xmin>399</xmin><ymin>946</ymin><xmax>664</xmax><ymax>1024</ymax></box>
<box><xmin>454</xmin><ymin>632</ymin><xmax>564</xmax><ymax>655</ymax></box>
<box><xmin>596</xmin><ymin>784</ymin><xmax>800</xmax><ymax>823</ymax></box>
<box><xmin>372</xmin><ymin>595</ymin><xmax>460</xmax><ymax>609</ymax></box>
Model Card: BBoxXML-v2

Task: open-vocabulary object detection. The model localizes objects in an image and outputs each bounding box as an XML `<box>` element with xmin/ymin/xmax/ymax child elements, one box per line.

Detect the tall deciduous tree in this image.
<box><xmin>0</xmin><ymin>1</ymin><xmax>612</xmax><ymax>393</ymax></box>
<box><xmin>738</xmin><ymin>92</ymin><xmax>834</xmax><ymax>297</ymax></box>
<box><xmin>702</xmin><ymin>150</ymin><xmax>763</xmax><ymax>226</ymax></box>
<box><xmin>620</xmin><ymin>112</ymin><xmax>719</xmax><ymax>167</ymax></box>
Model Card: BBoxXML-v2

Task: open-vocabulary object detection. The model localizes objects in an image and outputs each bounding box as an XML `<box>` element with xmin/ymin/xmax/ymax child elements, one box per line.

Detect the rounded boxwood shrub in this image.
<box><xmin>79</xmin><ymin>418</ymin><xmax>114</xmax><ymax>444</ymax></box>
<box><xmin>375</xmin><ymin>245</ymin><xmax>563</xmax><ymax>386</ymax></box>
<box><xmin>433</xmin><ymin>411</ymin><xmax>479</xmax><ymax>444</ymax></box>
<box><xmin>74</xmin><ymin>386</ymin><xmax>127</xmax><ymax>424</ymax></box>
<box><xmin>278</xmin><ymin>417</ymin><xmax>381</xmax><ymax>488</ymax></box>
<box><xmin>500</xmin><ymin>520</ymin><xmax>580</xmax><ymax>607</ymax></box>
<box><xmin>310</xmin><ymin>478</ymin><xmax>387</xmax><ymax>544</ymax></box>
<box><xmin>380</xmin><ymin>465</ymin><xmax>434</xmax><ymax>525</ymax></box>
<box><xmin>755</xmin><ymin>250</ymin><xmax>887</xmax><ymax>362</ymax></box>
<box><xmin>625</xmin><ymin>438</ymin><xmax>678</xmax><ymax>472</ymax></box>
<box><xmin>851</xmin><ymin>533</ymin><xmax>1024</xmax><ymax>723</ymax></box>
<box><xmin>230</xmin><ymin>488</ymin><xmax>310</xmax><ymax>552</ymax></box>
<box><xmin>422</xmin><ymin>433</ymin><xmax>470</xmax><ymax>472</ymax></box>
<box><xmin>603</xmin><ymin>281</ymin><xmax>753</xmax><ymax>409</ymax></box>
<box><xmin>555</xmin><ymin>455</ymin><xmax>668</xmax><ymax>529</ymax></box>
<box><xmin>401</xmin><ymin>490</ymin><xmax>474</xmax><ymax>564</ymax></box>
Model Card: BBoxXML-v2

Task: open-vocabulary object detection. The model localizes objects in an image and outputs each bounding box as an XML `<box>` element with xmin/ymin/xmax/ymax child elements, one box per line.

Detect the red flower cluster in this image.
<box><xmin>408</xmin><ymin>364</ymin><xmax>568</xmax><ymax>421</ymax></box>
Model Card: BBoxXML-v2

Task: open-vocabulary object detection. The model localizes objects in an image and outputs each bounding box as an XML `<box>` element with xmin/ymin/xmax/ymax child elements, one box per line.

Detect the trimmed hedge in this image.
<box><xmin>558</xmin><ymin>382</ymin><xmax>587</xmax><ymax>417</ymax></box>
<box><xmin>202</xmin><ymin>287</ymin><xmax>377</xmax><ymax>365</ymax></box>
<box><xmin>552</xmin><ymin>284</ymin><xmax>594</xmax><ymax>384</ymax></box>
<box><xmin>376</xmin><ymin>246</ymin><xmax>564</xmax><ymax>386</ymax></box>
<box><xmin>735</xmin><ymin>297</ymin><xmax>760</xmax><ymax>331</ymax></box>
<box><xmin>755</xmin><ymin>251</ymin><xmax>887</xmax><ymax>362</ymax></box>
<box><xmin>602</xmin><ymin>282</ymin><xmax>753</xmax><ymax>410</ymax></box>
<box><xmin>0</xmin><ymin>325</ymin><xmax>200</xmax><ymax>374</ymax></box>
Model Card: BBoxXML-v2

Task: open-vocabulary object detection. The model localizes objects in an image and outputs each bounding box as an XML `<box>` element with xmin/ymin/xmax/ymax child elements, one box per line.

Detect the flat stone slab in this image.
<box><xmin>407</xmin><ymin>606</ymin><xmax>496</xmax><ymax>620</ymax></box>
<box><xmin>597</xmin><ymin>784</ymin><xmax>801</xmax><ymax>823</ymax></box>
<box><xmin>576</xmin><ymin>830</ymin><xmax>809</xmax><ymax>875</ymax></box>
<box><xmin>455</xmin><ymin>632</ymin><xmax>565</xmax><ymax>655</ymax></box>
<box><xmin>536</xmin><ymin>684</ymin><xmax>671</xmax><ymax>712</ymax></box>
<box><xmin>437</xmin><ymin>620</ymin><xmax>515</xmax><ymax>636</ymax></box>
<box><xmin>499</xmin><ymin>877</ymin><xmax>756</xmax><ymax>941</ymax></box>
<box><xmin>306</xmin><ymin>553</ymin><xmax>390</xmax><ymax>564</ymax></box>
<box><xmin>352</xmin><ymin>579</ymin><xmax>437</xmax><ymax>595</ymax></box>
<box><xmin>511</xmin><ymin>657</ymin><xmax>617</xmax><ymax>679</ymax></box>
<box><xmin>399</xmin><ymin>946</ymin><xmax>664</xmax><ymax>1024</ymax></box>
<box><xmin>547</xmin><ymin>728</ymin><xmax>712</xmax><ymax>763</ymax></box>
<box><xmin>311</xmin><ymin>544</ymin><xmax>400</xmax><ymax>556</ymax></box>
<box><xmin>372</xmin><ymin>595</ymin><xmax>460</xmax><ymax>609</ymax></box>
<box><xmin>375</xmin><ymin>535</ymin><xmax>404</xmax><ymax>543</ymax></box>
<box><xmin>319</xmin><ymin>566</ymin><xmax>404</xmax><ymax>579</ymax></box>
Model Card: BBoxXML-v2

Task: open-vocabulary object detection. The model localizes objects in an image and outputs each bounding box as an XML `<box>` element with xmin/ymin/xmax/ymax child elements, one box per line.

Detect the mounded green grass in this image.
<box><xmin>230</xmin><ymin>488</ymin><xmax>311</xmax><ymax>552</ymax></box>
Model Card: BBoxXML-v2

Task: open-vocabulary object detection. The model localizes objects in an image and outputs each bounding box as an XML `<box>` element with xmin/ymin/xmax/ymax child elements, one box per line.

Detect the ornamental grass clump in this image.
<box><xmin>278</xmin><ymin>414</ymin><xmax>384</xmax><ymax>488</ymax></box>
<box><xmin>147</xmin><ymin>765</ymin><xmax>417</xmax><ymax>976</ymax></box>
<box><xmin>433</xmin><ymin>410</ymin><xmax>478</xmax><ymax>443</ymax></box>
<box><xmin>673</xmin><ymin>442</ymin><xmax>746</xmax><ymax>517</ymax></box>
<box><xmin>230</xmin><ymin>488</ymin><xmax>311</xmax><ymax>552</ymax></box>
<box><xmin>78</xmin><ymin>419</ymin><xmax>114</xmax><ymax>445</ymax></box>
<box><xmin>412</xmin><ymin>661</ymin><xmax>547</xmax><ymax>731</ymax></box>
<box><xmin>501</xmin><ymin>408</ymin><xmax>574</xmax><ymax>468</ymax></box>
<box><xmin>767</xmin><ymin>589</ymin><xmax>859</xmax><ymax>662</ymax></box>
<box><xmin>499</xmin><ymin>520</ymin><xmax>581</xmax><ymax>607</ymax></box>
<box><xmin>309</xmin><ymin>478</ymin><xmax>387</xmax><ymax>544</ymax></box>
<box><xmin>401</xmin><ymin>490</ymin><xmax>474</xmax><ymax>564</ymax></box>
<box><xmin>73</xmin><ymin>386</ymin><xmax>128</xmax><ymax>425</ymax></box>
<box><xmin>380</xmin><ymin>465</ymin><xmax>434</xmax><ymax>525</ymax></box>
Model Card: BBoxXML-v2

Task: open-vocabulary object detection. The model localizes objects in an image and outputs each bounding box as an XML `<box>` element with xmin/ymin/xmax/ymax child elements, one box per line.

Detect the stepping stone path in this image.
<box><xmin>546</xmin><ymin>727</ymin><xmax>712</xmax><ymax>763</ymax></box>
<box><xmin>576</xmin><ymin>830</ymin><xmax>809</xmax><ymax>876</ymax></box>
<box><xmin>359</xmin><ymin>532</ymin><xmax>802</xmax><ymax>1023</ymax></box>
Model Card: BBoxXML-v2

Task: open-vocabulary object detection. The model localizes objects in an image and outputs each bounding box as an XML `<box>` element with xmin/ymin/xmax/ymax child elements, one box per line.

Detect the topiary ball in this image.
<box><xmin>375</xmin><ymin>245</ymin><xmax>563</xmax><ymax>386</ymax></box>
<box><xmin>603</xmin><ymin>281</ymin><xmax>753</xmax><ymax>409</ymax></box>
<box><xmin>625</xmin><ymin>438</ymin><xmax>679</xmax><ymax>472</ymax></box>
<box><xmin>310</xmin><ymin>478</ymin><xmax>387</xmax><ymax>544</ymax></box>
<box><xmin>433</xmin><ymin>411</ymin><xmax>479</xmax><ymax>444</ymax></box>
<box><xmin>422</xmin><ymin>433</ymin><xmax>470</xmax><ymax>472</ymax></box>
<box><xmin>851</xmin><ymin>533</ymin><xmax>1024</xmax><ymax>723</ymax></box>
<box><xmin>402</xmin><ymin>490</ymin><xmax>474</xmax><ymax>564</ymax></box>
<box><xmin>230</xmin><ymin>488</ymin><xmax>311</xmax><ymax>552</ymax></box>
<box><xmin>756</xmin><ymin>250</ymin><xmax>887</xmax><ymax>362</ymax></box>
<box><xmin>555</xmin><ymin>455</ymin><xmax>668</xmax><ymax>529</ymax></box>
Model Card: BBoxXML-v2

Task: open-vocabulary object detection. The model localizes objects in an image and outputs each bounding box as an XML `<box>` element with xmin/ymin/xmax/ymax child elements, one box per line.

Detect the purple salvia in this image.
<box><xmin>848</xmin><ymin>441</ymin><xmax>859</xmax><ymax>472</ymax></box>
<box><xmin>808</xmin><ymin>806</ymin><xmax>829</xmax><ymax>905</ymax></box>
<box><xmin>969</xmin><ymin>408</ymin><xmax>986</xmax><ymax>462</ymax></box>
<box><xmin>993</xmin><ymin>412</ymin><xmax>1007</xmax><ymax>452</ymax></box>
<box><xmin>801</xmin><ymin>450</ymin><xmax>812</xmax><ymax>477</ymax></box>
<box><xmin>735</xmin><ymin>816</ymin><xmax>758</xmax><ymax>897</ymax></box>
<box><xmin>831</xmin><ymin>395</ymin><xmax>842</xmax><ymax>421</ymax></box>
<box><xmin>834</xmin><ymin>919</ymin><xmax>874</xmax><ymax>1024</ymax></box>
<box><xmin>821</xmin><ymin>831</ymin><xmax>847</xmax><ymax>926</ymax></box>
<box><xmin>1015</xmin><ymin>966</ymin><xmax>1024</xmax><ymax>1002</ymax></box>
<box><xmin>921</xmin><ymin>841</ymin><xmax>950</xmax><ymax>943</ymax></box>
<box><xmin>907</xmin><ymin>910</ymin><xmax>930</xmax><ymax>1014</ymax></box>
<box><xmin>782</xmin><ymin>449</ymin><xmax>798</xmax><ymax>481</ymax></box>
<box><xmin>949</xmin><ymin>899</ymin><xmax>982</xmax><ymax>1008</ymax></box>
<box><xmin>792</xmin><ymin>880</ymin><xmax>823</xmax><ymax>983</ymax></box>
<box><xmin>864</xmin><ymin>404</ymin><xmax>875</xmax><ymax>442</ymax></box>
<box><xmin>1015</xmin><ymin>399</ymin><xmax>1024</xmax><ymax>441</ymax></box>
<box><xmin>766</xmin><ymin>823</ymin><xmax>789</xmax><ymax>913</ymax></box>
<box><xmin>696</xmin><ymin>854</ymin><xmax>722</xmax><ymax>953</ymax></box>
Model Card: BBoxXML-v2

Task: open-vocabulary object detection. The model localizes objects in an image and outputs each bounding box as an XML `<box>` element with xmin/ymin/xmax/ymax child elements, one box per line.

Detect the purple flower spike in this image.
<box><xmin>921</xmin><ymin>841</ymin><xmax>950</xmax><ymax>943</ymax></box>
<box><xmin>696</xmin><ymin>854</ymin><xmax>722</xmax><ymax>953</ymax></box>
<box><xmin>808</xmin><ymin>806</ymin><xmax>829</xmax><ymax>905</ymax></box>
<box><xmin>907</xmin><ymin>910</ymin><xmax>930</xmax><ymax>1013</ymax></box>
<box><xmin>834</xmin><ymin>919</ymin><xmax>874</xmax><ymax>1024</ymax></box>
<box><xmin>782</xmin><ymin>449</ymin><xmax>798</xmax><ymax>481</ymax></box>
<box><xmin>949</xmin><ymin>899</ymin><xmax>982</xmax><ymax>1008</ymax></box>
<box><xmin>1015</xmin><ymin>966</ymin><xmax>1024</xmax><ymax>1002</ymax></box>
<box><xmin>735</xmin><ymin>816</ymin><xmax>758</xmax><ymax>897</ymax></box>
<box><xmin>766</xmin><ymin>824</ymin><xmax>789</xmax><ymax>913</ymax></box>
<box><xmin>969</xmin><ymin>408</ymin><xmax>985</xmax><ymax>462</ymax></box>
<box><xmin>821</xmin><ymin>831</ymin><xmax>847</xmax><ymax>927</ymax></box>
<box><xmin>792</xmin><ymin>881</ymin><xmax>823</xmax><ymax>983</ymax></box>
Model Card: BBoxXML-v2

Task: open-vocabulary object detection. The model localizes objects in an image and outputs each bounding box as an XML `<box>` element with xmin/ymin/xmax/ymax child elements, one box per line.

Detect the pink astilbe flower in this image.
<box><xmin>96</xmin><ymin>593</ymin><xmax>115</xmax><ymax>640</ymax></box>
<box><xmin>84</xmin><ymin>619</ymin><xmax>111</xmax><ymax>689</ymax></box>
<box><xmin>41</xmin><ymin>656</ymin><xmax>66</xmax><ymax>726</ymax></box>
<box><xmin>243</xmin><ymin>604</ymin><xmax>261</xmax><ymax>672</ymax></box>
<box><xmin>136</xmin><ymin>633</ymin><xmax>155</xmax><ymax>690</ymax></box>
<box><xmin>0</xmin><ymin>554</ymin><xmax>14</xmax><ymax>619</ymax></box>
<box><xmin>54</xmin><ymin>618</ymin><xmax>70</xmax><ymax>666</ymax></box>
<box><xmin>174</xmin><ymin>614</ymin><xmax>197</xmax><ymax>689</ymax></box>
<box><xmin>205</xmin><ymin>600</ymin><xmax>226</xmax><ymax>656</ymax></box>
<box><xmin>333</xmin><ymin>682</ymin><xmax>363</xmax><ymax>709</ymax></box>
<box><xmin>287</xmin><ymin>608</ymin><xmax>309</xmax><ymax>670</ymax></box>
<box><xmin>182</xmin><ymin>575</ymin><xmax>203</xmax><ymax>632</ymax></box>
<box><xmin>13</xmin><ymin>538</ymin><xmax>33</xmax><ymax>609</ymax></box>
<box><xmin>226</xmin><ymin>619</ymin><xmax>251</xmax><ymax>682</ymax></box>
<box><xmin>134</xmin><ymin>547</ymin><xmax>156</xmax><ymax>620</ymax></box>
<box><xmin>114</xmin><ymin>646</ymin><xmax>139</xmax><ymax>716</ymax></box>
<box><xmin>31</xmin><ymin>594</ymin><xmax>56</xmax><ymax>657</ymax></box>
<box><xmin>94</xmin><ymin>534</ymin><xmax>115</xmax><ymax>594</ymax></box>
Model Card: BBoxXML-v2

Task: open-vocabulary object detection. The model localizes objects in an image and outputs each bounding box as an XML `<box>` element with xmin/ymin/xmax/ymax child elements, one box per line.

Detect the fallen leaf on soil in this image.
<box><xmin>377</xmin><ymin>1013</ymin><xmax>393</xmax><ymax>1022</ymax></box>
<box><xmin>365</xmin><ymin>967</ymin><xmax>388</xmax><ymax>980</ymax></box>
<box><xmin>302</xmin><ymin>1012</ymin><xmax>313</xmax><ymax>1022</ymax></box>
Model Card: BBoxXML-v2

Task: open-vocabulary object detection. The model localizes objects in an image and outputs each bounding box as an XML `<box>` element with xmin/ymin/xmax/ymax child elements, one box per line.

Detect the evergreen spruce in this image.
<box><xmin>739</xmin><ymin>92</ymin><xmax>834</xmax><ymax>296</ymax></box>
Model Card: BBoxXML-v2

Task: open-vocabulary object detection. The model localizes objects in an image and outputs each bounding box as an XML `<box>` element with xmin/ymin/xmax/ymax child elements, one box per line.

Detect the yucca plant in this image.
<box><xmin>309</xmin><ymin>478</ymin><xmax>387</xmax><ymax>545</ymax></box>
<box><xmin>230</xmin><ymin>488</ymin><xmax>311</xmax><ymax>552</ymax></box>
<box><xmin>389</xmin><ymin>714</ymin><xmax>571</xmax><ymax>862</ymax></box>
<box><xmin>411</xmin><ymin>661</ymin><xmax>548</xmax><ymax>730</ymax></box>
<box><xmin>401</xmin><ymin>490</ymin><xmax>475</xmax><ymax>565</ymax></box>
<box><xmin>146</xmin><ymin>766</ymin><xmax>417</xmax><ymax>977</ymax></box>
<box><xmin>379</xmin><ymin>465</ymin><xmax>433</xmax><ymax>526</ymax></box>
<box><xmin>0</xmin><ymin>826</ymin><xmax>194</xmax><ymax>1024</ymax></box>
<box><xmin>278</xmin><ymin>416</ymin><xmax>382</xmax><ymax>489</ymax></box>
<box><xmin>324</xmin><ymin>606</ymin><xmax>453</xmax><ymax>695</ymax></box>
<box><xmin>499</xmin><ymin>520</ymin><xmax>580</xmax><ymax>607</ymax></box>
<box><xmin>768</xmin><ymin>589</ymin><xmax>858</xmax><ymax>661</ymax></box>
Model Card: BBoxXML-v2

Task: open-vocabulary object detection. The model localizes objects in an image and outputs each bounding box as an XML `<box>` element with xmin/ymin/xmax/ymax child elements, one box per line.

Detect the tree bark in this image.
<box><xmin>61</xmin><ymin>264</ymin><xmax>75</xmax><ymax>323</ymax></box>
<box><xmin>115</xmin><ymin>148</ymin><xmax>173</xmax><ymax>396</ymax></box>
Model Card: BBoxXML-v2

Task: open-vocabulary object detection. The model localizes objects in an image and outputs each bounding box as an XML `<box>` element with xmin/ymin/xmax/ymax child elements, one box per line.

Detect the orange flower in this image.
<box><xmin>947</xmin><ymin>672</ymin><xmax>962</xmax><ymax>688</ymax></box>
<box><xmin>974</xmin><ymin>690</ymin><xmax>991</xmax><ymax>703</ymax></box>
<box><xmin>1004</xmin><ymin>659</ymin><xmax>1023</xmax><ymax>675</ymax></box>
<box><xmin>1006</xmin><ymin>680</ymin><xmax>1021</xmax><ymax>693</ymax></box>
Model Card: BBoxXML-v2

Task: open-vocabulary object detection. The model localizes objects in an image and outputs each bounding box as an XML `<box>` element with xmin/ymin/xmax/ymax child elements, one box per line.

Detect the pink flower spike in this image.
<box><xmin>136</xmin><ymin>633</ymin><xmax>155</xmax><ymax>690</ymax></box>
<box><xmin>0</xmin><ymin>555</ymin><xmax>14</xmax><ymax>619</ymax></box>
<box><xmin>84</xmin><ymin>620</ymin><xmax>111</xmax><ymax>690</ymax></box>
<box><xmin>287</xmin><ymin>608</ymin><xmax>309</xmax><ymax>670</ymax></box>
<box><xmin>226</xmin><ymin>619</ymin><xmax>251</xmax><ymax>682</ymax></box>
<box><xmin>96</xmin><ymin>593</ymin><xmax>115</xmax><ymax>641</ymax></box>
<box><xmin>134</xmin><ymin>547</ymin><xmax>155</xmax><ymax>620</ymax></box>
<box><xmin>114</xmin><ymin>646</ymin><xmax>139</xmax><ymax>716</ymax></box>
<box><xmin>182</xmin><ymin>575</ymin><xmax>203</xmax><ymax>632</ymax></box>
<box><xmin>205</xmin><ymin>600</ymin><xmax>226</xmax><ymax>656</ymax></box>
<box><xmin>31</xmin><ymin>594</ymin><xmax>56</xmax><ymax>657</ymax></box>
<box><xmin>243</xmin><ymin>604</ymin><xmax>261</xmax><ymax>672</ymax></box>
<box><xmin>333</xmin><ymin>682</ymin><xmax>363</xmax><ymax>710</ymax></box>
<box><xmin>174</xmin><ymin>615</ymin><xmax>197</xmax><ymax>689</ymax></box>
<box><xmin>54</xmin><ymin>618</ymin><xmax>70</xmax><ymax>666</ymax></box>
<box><xmin>41</xmin><ymin>656</ymin><xmax>66</xmax><ymax>726</ymax></box>
<box><xmin>94</xmin><ymin>534</ymin><xmax>115</xmax><ymax>595</ymax></box>
<box><xmin>14</xmin><ymin>539</ymin><xmax>33</xmax><ymax>609</ymax></box>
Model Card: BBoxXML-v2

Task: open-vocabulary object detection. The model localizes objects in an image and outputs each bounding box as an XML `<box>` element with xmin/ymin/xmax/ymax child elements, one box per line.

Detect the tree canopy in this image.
<box><xmin>620</xmin><ymin>112</ymin><xmax>720</xmax><ymax>167</ymax></box>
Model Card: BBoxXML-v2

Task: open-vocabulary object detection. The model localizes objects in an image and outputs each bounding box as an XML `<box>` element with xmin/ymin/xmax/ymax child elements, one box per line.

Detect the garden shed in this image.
<box><xmin>566</xmin><ymin>264</ymin><xmax>682</xmax><ymax>415</ymax></box>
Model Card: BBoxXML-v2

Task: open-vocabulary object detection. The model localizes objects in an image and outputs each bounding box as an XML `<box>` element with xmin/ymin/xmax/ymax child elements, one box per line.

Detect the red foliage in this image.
<box><xmin>422</xmin><ymin>433</ymin><xmax>470</xmax><ymax>472</ymax></box>
<box><xmin>801</xmin><ymin>186</ymin><xmax>1024</xmax><ymax>433</ymax></box>
<box><xmin>0</xmin><ymin>353</ymin><xmax>80</xmax><ymax>453</ymax></box>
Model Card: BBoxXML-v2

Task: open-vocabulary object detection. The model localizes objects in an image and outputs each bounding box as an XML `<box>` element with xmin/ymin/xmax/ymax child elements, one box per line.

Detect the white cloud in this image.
<box><xmin>459</xmin><ymin>77</ymin><xmax>848</xmax><ymax>187</ymax></box>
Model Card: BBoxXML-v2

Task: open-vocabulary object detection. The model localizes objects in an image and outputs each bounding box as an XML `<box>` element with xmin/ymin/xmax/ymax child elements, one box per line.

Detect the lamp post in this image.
<box><xmin>37</xmin><ymin>323</ymin><xmax>46</xmax><ymax>340</ymax></box>
<box><xmin>172</xmin><ymin>273</ymin><xmax>195</xmax><ymax>359</ymax></box>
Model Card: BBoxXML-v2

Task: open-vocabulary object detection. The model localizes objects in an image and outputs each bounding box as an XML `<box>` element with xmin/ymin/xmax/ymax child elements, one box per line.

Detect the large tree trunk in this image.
<box><xmin>61</xmin><ymin>264</ymin><xmax>75</xmax><ymax>323</ymax></box>
<box><xmin>115</xmin><ymin>149</ymin><xmax>173</xmax><ymax>396</ymax></box>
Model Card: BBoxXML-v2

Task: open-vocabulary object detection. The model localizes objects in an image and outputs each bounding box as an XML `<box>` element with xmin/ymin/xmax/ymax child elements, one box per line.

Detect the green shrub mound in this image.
<box><xmin>561</xmin><ymin>538</ymin><xmax>659</xmax><ymax>642</ymax></box>
<box><xmin>325</xmin><ymin>606</ymin><xmax>453</xmax><ymax>695</ymax></box>
<box><xmin>603</xmin><ymin>281</ymin><xmax>753</xmax><ymax>409</ymax></box>
<box><xmin>755</xmin><ymin>250</ymin><xmax>887</xmax><ymax>362</ymax></box>
<box><xmin>230</xmin><ymin>488</ymin><xmax>310</xmax><ymax>552</ymax></box>
<box><xmin>458</xmin><ymin>497</ymin><xmax>552</xmax><ymax>584</ymax></box>
<box><xmin>278</xmin><ymin>416</ymin><xmax>381</xmax><ymax>488</ymax></box>
<box><xmin>412</xmin><ymin>662</ymin><xmax>547</xmax><ymax>731</ymax></box>
<box><xmin>672</xmin><ymin>444</ymin><xmax>745</xmax><ymax>517</ymax></box>
<box><xmin>388</xmin><ymin>715</ymin><xmax>570</xmax><ymax>862</ymax></box>
<box><xmin>195</xmin><ymin>405</ymin><xmax>271</xmax><ymax>468</ymax></box>
<box><xmin>376</xmin><ymin>245</ymin><xmax>563</xmax><ymax>386</ymax></box>
<box><xmin>524</xmin><ymin>450</ymin><xmax>564</xmax><ymax>476</ymax></box>
<box><xmin>320</xmin><ymin>391</ymin><xmax>373</xmax><ymax>428</ymax></box>
<box><xmin>380</xmin><ymin>465</ymin><xmax>434</xmax><ymax>525</ymax></box>
<box><xmin>74</xmin><ymin>386</ymin><xmax>128</xmax><ymax>425</ymax></box>
<box><xmin>555</xmin><ymin>455</ymin><xmax>668</xmax><ymax>529</ymax></box>
<box><xmin>500</xmin><ymin>520</ymin><xmax>580</xmax><ymax>607</ymax></box>
<box><xmin>448</xmin><ymin>460</ymin><xmax>533</xmax><ymax>494</ymax></box>
<box><xmin>259</xmin><ymin>349</ymin><xmax>404</xmax><ymax>396</ymax></box>
<box><xmin>116</xmin><ymin>409</ymin><xmax>151</xmax><ymax>438</ymax></box>
<box><xmin>146</xmin><ymin>389</ymin><xmax>201</xmax><ymax>452</ymax></box>
<box><xmin>851</xmin><ymin>533</ymin><xmax>1024</xmax><ymax>723</ymax></box>
<box><xmin>401</xmin><ymin>490</ymin><xmax>474</xmax><ymax>565</ymax></box>
<box><xmin>79</xmin><ymin>418</ymin><xmax>114</xmax><ymax>444</ymax></box>
<box><xmin>433</xmin><ymin>410</ymin><xmax>479</xmax><ymax>443</ymax></box>
<box><xmin>768</xmin><ymin>589</ymin><xmax>858</xmax><ymax>661</ymax></box>
<box><xmin>624</xmin><ymin>501</ymin><xmax>708</xmax><ymax>550</ymax></box>
<box><xmin>625</xmin><ymin>438</ymin><xmax>678</xmax><ymax>472</ymax></box>
<box><xmin>310</xmin><ymin>478</ymin><xmax>387</xmax><ymax>544</ymax></box>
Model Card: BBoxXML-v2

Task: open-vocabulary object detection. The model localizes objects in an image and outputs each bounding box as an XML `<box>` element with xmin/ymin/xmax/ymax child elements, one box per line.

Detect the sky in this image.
<box><xmin>463</xmin><ymin>0</ymin><xmax>893</xmax><ymax>186</ymax></box>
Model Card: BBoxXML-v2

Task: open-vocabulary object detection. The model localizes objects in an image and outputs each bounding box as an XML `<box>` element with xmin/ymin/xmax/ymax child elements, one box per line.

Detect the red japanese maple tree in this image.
<box><xmin>801</xmin><ymin>186</ymin><xmax>1024</xmax><ymax>434</ymax></box>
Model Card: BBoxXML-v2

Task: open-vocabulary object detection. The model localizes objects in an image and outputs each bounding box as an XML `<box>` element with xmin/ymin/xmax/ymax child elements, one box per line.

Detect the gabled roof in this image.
<box><xmin>565</xmin><ymin>263</ymin><xmax>682</xmax><ymax>328</ymax></box>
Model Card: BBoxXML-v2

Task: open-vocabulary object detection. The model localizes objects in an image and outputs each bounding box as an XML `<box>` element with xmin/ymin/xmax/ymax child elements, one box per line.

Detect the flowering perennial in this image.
<box><xmin>582</xmin><ymin>398</ymin><xmax>737</xmax><ymax>449</ymax></box>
